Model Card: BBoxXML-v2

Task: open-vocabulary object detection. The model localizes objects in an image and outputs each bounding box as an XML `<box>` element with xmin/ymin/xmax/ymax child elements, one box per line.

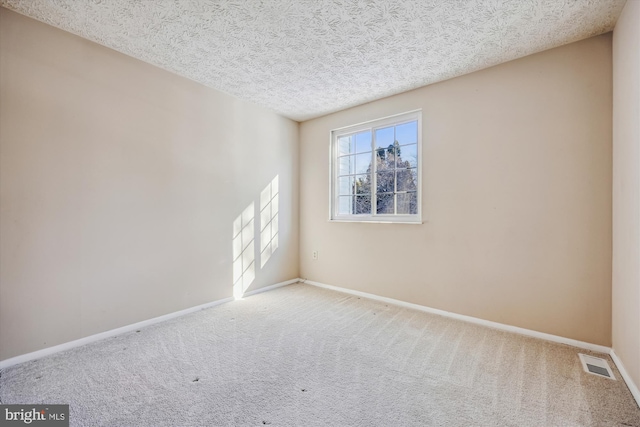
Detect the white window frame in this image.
<box><xmin>329</xmin><ymin>110</ymin><xmax>422</xmax><ymax>224</ymax></box>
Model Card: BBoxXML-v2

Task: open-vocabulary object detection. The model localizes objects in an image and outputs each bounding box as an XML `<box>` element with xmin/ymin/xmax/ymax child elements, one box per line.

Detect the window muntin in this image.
<box><xmin>331</xmin><ymin>111</ymin><xmax>421</xmax><ymax>223</ymax></box>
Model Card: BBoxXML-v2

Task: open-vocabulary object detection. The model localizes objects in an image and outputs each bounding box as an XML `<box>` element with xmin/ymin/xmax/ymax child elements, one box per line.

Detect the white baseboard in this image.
<box><xmin>242</xmin><ymin>278</ymin><xmax>299</xmax><ymax>298</ymax></box>
<box><xmin>610</xmin><ymin>349</ymin><xmax>640</xmax><ymax>408</ymax></box>
<box><xmin>0</xmin><ymin>278</ymin><xmax>299</xmax><ymax>370</ymax></box>
<box><xmin>302</xmin><ymin>279</ymin><xmax>612</xmax><ymax>354</ymax></box>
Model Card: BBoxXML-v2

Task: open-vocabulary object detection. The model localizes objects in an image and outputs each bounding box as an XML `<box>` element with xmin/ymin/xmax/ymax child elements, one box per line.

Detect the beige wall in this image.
<box><xmin>0</xmin><ymin>8</ymin><xmax>299</xmax><ymax>361</ymax></box>
<box><xmin>612</xmin><ymin>0</ymin><xmax>640</xmax><ymax>391</ymax></box>
<box><xmin>300</xmin><ymin>34</ymin><xmax>613</xmax><ymax>346</ymax></box>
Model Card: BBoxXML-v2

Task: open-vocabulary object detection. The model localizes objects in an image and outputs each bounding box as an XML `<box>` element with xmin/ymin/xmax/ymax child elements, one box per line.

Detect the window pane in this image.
<box><xmin>376</xmin><ymin>171</ymin><xmax>395</xmax><ymax>194</ymax></box>
<box><xmin>355</xmin><ymin>152</ymin><xmax>372</xmax><ymax>174</ymax></box>
<box><xmin>396</xmin><ymin>121</ymin><xmax>417</xmax><ymax>145</ymax></box>
<box><xmin>397</xmin><ymin>192</ymin><xmax>417</xmax><ymax>215</ymax></box>
<box><xmin>338</xmin><ymin>176</ymin><xmax>354</xmax><ymax>195</ymax></box>
<box><xmin>354</xmin><ymin>195</ymin><xmax>371</xmax><ymax>214</ymax></box>
<box><xmin>375</xmin><ymin>148</ymin><xmax>389</xmax><ymax>163</ymax></box>
<box><xmin>376</xmin><ymin>151</ymin><xmax>396</xmax><ymax>175</ymax></box>
<box><xmin>376</xmin><ymin>193</ymin><xmax>394</xmax><ymax>214</ymax></box>
<box><xmin>396</xmin><ymin>168</ymin><xmax>418</xmax><ymax>191</ymax></box>
<box><xmin>375</xmin><ymin>126</ymin><xmax>394</xmax><ymax>149</ymax></box>
<box><xmin>354</xmin><ymin>174</ymin><xmax>369</xmax><ymax>194</ymax></box>
<box><xmin>388</xmin><ymin>146</ymin><xmax>401</xmax><ymax>167</ymax></box>
<box><xmin>339</xmin><ymin>155</ymin><xmax>355</xmax><ymax>175</ymax></box>
<box><xmin>355</xmin><ymin>131</ymin><xmax>372</xmax><ymax>153</ymax></box>
<box><xmin>396</xmin><ymin>144</ymin><xmax>417</xmax><ymax>168</ymax></box>
<box><xmin>338</xmin><ymin>196</ymin><xmax>353</xmax><ymax>215</ymax></box>
<box><xmin>338</xmin><ymin>135</ymin><xmax>353</xmax><ymax>155</ymax></box>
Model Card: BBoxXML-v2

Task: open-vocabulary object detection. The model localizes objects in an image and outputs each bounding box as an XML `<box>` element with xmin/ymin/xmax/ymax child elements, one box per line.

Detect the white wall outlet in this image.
<box><xmin>312</xmin><ymin>251</ymin><xmax>318</xmax><ymax>260</ymax></box>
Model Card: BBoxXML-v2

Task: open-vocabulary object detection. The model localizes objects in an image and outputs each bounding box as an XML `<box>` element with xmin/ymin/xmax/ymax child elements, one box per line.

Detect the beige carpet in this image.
<box><xmin>1</xmin><ymin>283</ymin><xmax>639</xmax><ymax>426</ymax></box>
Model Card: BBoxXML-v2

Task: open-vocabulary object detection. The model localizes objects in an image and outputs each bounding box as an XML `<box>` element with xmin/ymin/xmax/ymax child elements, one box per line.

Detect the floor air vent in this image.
<box><xmin>578</xmin><ymin>353</ymin><xmax>615</xmax><ymax>380</ymax></box>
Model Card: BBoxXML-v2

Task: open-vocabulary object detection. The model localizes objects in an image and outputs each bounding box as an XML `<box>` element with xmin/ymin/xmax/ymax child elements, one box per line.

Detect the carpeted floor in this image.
<box><xmin>1</xmin><ymin>283</ymin><xmax>639</xmax><ymax>426</ymax></box>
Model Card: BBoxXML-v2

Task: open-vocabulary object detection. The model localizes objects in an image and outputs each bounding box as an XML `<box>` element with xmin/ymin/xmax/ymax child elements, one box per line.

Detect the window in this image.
<box><xmin>330</xmin><ymin>110</ymin><xmax>421</xmax><ymax>223</ymax></box>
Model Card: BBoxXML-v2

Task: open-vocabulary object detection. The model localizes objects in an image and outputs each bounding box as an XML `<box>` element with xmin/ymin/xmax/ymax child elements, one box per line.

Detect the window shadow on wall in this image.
<box><xmin>232</xmin><ymin>202</ymin><xmax>255</xmax><ymax>299</ymax></box>
<box><xmin>232</xmin><ymin>175</ymin><xmax>279</xmax><ymax>300</ymax></box>
<box><xmin>260</xmin><ymin>176</ymin><xmax>279</xmax><ymax>269</ymax></box>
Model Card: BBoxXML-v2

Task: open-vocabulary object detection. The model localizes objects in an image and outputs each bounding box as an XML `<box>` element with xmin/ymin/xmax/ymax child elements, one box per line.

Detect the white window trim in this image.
<box><xmin>329</xmin><ymin>110</ymin><xmax>423</xmax><ymax>224</ymax></box>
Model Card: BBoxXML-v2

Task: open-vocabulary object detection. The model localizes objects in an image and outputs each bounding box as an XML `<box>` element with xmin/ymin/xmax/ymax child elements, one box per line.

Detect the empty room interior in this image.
<box><xmin>1</xmin><ymin>0</ymin><xmax>639</xmax><ymax>425</ymax></box>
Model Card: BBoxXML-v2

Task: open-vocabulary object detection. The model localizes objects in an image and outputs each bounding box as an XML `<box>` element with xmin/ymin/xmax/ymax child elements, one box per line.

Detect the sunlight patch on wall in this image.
<box><xmin>232</xmin><ymin>202</ymin><xmax>255</xmax><ymax>299</ymax></box>
<box><xmin>260</xmin><ymin>176</ymin><xmax>279</xmax><ymax>268</ymax></box>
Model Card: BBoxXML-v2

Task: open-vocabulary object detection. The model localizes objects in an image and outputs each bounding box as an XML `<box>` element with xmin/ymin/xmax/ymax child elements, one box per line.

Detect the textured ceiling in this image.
<box><xmin>1</xmin><ymin>0</ymin><xmax>626</xmax><ymax>121</ymax></box>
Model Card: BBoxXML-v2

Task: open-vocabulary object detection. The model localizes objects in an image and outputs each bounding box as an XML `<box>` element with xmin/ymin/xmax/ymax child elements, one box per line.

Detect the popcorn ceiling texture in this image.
<box><xmin>0</xmin><ymin>0</ymin><xmax>626</xmax><ymax>121</ymax></box>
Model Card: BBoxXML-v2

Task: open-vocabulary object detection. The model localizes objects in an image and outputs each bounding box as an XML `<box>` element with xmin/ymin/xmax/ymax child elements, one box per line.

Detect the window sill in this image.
<box><xmin>329</xmin><ymin>218</ymin><xmax>423</xmax><ymax>225</ymax></box>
